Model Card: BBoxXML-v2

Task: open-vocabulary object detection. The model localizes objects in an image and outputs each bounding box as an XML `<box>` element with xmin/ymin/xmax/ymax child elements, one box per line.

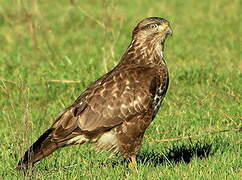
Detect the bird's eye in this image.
<box><xmin>149</xmin><ymin>24</ymin><xmax>158</xmax><ymax>29</ymax></box>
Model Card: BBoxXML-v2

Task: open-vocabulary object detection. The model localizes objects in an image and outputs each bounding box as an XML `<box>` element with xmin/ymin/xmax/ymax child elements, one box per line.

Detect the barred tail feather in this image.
<box><xmin>17</xmin><ymin>128</ymin><xmax>59</xmax><ymax>170</ymax></box>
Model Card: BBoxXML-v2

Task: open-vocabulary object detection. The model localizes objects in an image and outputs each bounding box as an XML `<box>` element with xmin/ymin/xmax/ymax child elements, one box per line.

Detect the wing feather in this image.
<box><xmin>49</xmin><ymin>66</ymin><xmax>164</xmax><ymax>139</ymax></box>
<box><xmin>75</xmin><ymin>66</ymin><xmax>161</xmax><ymax>131</ymax></box>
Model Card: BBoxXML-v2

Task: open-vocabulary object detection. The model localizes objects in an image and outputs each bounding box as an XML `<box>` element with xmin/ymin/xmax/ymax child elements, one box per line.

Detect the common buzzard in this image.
<box><xmin>18</xmin><ymin>17</ymin><xmax>172</xmax><ymax>169</ymax></box>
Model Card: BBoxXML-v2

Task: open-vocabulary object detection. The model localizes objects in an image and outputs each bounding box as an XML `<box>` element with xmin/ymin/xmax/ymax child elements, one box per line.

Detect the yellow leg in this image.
<box><xmin>128</xmin><ymin>155</ymin><xmax>138</xmax><ymax>171</ymax></box>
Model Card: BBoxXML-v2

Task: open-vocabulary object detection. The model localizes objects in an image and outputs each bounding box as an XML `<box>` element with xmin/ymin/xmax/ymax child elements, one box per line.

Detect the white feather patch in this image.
<box><xmin>67</xmin><ymin>135</ymin><xmax>89</xmax><ymax>145</ymax></box>
<box><xmin>96</xmin><ymin>131</ymin><xmax>118</xmax><ymax>151</ymax></box>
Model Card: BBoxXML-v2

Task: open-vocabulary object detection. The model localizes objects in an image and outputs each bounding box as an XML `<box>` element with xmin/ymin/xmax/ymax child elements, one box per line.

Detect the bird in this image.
<box><xmin>17</xmin><ymin>17</ymin><xmax>172</xmax><ymax>170</ymax></box>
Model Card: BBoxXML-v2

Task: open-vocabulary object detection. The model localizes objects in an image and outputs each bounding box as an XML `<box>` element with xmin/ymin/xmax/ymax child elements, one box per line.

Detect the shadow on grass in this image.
<box><xmin>138</xmin><ymin>142</ymin><xmax>212</xmax><ymax>166</ymax></box>
<box><xmin>110</xmin><ymin>141</ymin><xmax>213</xmax><ymax>167</ymax></box>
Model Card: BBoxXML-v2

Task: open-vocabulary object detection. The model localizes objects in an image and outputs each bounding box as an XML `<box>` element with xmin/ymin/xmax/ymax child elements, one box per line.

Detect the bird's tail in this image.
<box><xmin>17</xmin><ymin>128</ymin><xmax>60</xmax><ymax>170</ymax></box>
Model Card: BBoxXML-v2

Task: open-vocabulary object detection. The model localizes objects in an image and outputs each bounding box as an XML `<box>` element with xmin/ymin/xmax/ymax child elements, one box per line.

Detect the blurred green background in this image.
<box><xmin>0</xmin><ymin>0</ymin><xmax>241</xmax><ymax>179</ymax></box>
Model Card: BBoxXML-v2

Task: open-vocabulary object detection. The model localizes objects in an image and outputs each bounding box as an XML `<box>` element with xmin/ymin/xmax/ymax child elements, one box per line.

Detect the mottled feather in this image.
<box><xmin>17</xmin><ymin>17</ymin><xmax>172</xmax><ymax>170</ymax></box>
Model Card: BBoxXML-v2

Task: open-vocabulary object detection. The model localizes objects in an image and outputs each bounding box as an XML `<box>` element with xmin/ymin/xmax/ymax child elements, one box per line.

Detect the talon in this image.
<box><xmin>128</xmin><ymin>156</ymin><xmax>138</xmax><ymax>171</ymax></box>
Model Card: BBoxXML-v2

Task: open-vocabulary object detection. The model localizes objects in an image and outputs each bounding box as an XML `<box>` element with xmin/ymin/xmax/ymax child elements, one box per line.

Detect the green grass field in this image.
<box><xmin>0</xmin><ymin>0</ymin><xmax>241</xmax><ymax>179</ymax></box>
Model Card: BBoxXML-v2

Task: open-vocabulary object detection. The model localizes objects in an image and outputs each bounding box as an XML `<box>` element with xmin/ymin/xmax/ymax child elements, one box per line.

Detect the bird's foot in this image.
<box><xmin>128</xmin><ymin>156</ymin><xmax>138</xmax><ymax>171</ymax></box>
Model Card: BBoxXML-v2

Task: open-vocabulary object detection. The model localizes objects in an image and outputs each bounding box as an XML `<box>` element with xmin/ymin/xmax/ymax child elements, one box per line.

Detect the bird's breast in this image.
<box><xmin>153</xmin><ymin>66</ymin><xmax>169</xmax><ymax>115</ymax></box>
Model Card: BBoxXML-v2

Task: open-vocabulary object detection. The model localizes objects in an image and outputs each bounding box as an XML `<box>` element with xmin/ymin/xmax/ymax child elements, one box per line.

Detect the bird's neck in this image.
<box><xmin>119</xmin><ymin>38</ymin><xmax>166</xmax><ymax>67</ymax></box>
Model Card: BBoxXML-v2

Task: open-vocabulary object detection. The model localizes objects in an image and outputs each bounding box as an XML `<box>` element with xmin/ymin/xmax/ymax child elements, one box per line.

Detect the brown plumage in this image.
<box><xmin>17</xmin><ymin>17</ymin><xmax>172</xmax><ymax>170</ymax></box>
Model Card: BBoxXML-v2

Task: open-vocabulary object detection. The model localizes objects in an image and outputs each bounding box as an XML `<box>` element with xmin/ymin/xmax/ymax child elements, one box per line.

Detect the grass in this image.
<box><xmin>0</xmin><ymin>0</ymin><xmax>241</xmax><ymax>179</ymax></box>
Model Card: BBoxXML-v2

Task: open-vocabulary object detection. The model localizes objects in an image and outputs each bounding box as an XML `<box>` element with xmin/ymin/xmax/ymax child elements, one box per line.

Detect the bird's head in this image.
<box><xmin>132</xmin><ymin>17</ymin><xmax>172</xmax><ymax>45</ymax></box>
<box><xmin>120</xmin><ymin>17</ymin><xmax>172</xmax><ymax>65</ymax></box>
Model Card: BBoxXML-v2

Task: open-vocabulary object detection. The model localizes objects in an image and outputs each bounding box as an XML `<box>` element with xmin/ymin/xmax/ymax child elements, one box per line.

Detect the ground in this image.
<box><xmin>0</xmin><ymin>0</ymin><xmax>241</xmax><ymax>179</ymax></box>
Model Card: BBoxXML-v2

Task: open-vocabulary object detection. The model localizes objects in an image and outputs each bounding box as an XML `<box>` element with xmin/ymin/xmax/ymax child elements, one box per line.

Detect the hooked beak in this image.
<box><xmin>157</xmin><ymin>24</ymin><xmax>173</xmax><ymax>37</ymax></box>
<box><xmin>166</xmin><ymin>26</ymin><xmax>173</xmax><ymax>37</ymax></box>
